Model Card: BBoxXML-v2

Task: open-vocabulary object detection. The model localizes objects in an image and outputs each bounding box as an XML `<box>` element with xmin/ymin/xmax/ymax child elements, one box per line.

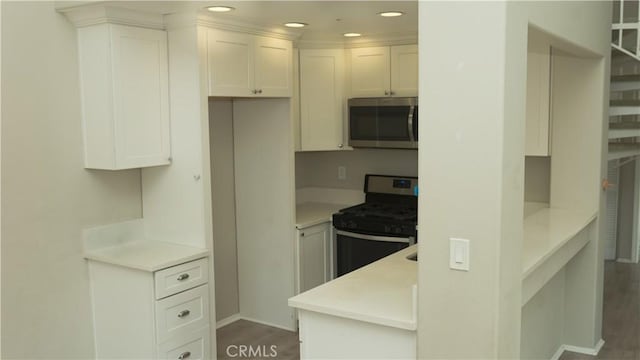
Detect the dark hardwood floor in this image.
<box><xmin>561</xmin><ymin>261</ymin><xmax>640</xmax><ymax>360</ymax></box>
<box><xmin>217</xmin><ymin>260</ymin><xmax>639</xmax><ymax>360</ymax></box>
<box><xmin>216</xmin><ymin>319</ymin><xmax>300</xmax><ymax>360</ymax></box>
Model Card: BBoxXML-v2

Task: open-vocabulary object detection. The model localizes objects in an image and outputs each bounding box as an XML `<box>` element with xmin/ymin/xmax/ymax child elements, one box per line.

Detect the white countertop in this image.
<box><xmin>83</xmin><ymin>219</ymin><xmax>209</xmax><ymax>272</ymax></box>
<box><xmin>288</xmin><ymin>245</ymin><xmax>418</xmax><ymax>330</ymax></box>
<box><xmin>296</xmin><ymin>202</ymin><xmax>351</xmax><ymax>229</ymax></box>
<box><xmin>522</xmin><ymin>206</ymin><xmax>597</xmax><ymax>278</ymax></box>
<box><xmin>84</xmin><ymin>240</ymin><xmax>209</xmax><ymax>272</ymax></box>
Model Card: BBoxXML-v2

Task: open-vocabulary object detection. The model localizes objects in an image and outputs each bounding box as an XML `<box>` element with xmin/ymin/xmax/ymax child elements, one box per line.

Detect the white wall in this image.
<box><xmin>295</xmin><ymin>149</ymin><xmax>418</xmax><ymax>190</ymax></box>
<box><xmin>233</xmin><ymin>99</ymin><xmax>296</xmax><ymax>330</ymax></box>
<box><xmin>209</xmin><ymin>99</ymin><xmax>239</xmax><ymax>321</ymax></box>
<box><xmin>525</xmin><ymin>157</ymin><xmax>550</xmax><ymax>203</ymax></box>
<box><xmin>1</xmin><ymin>2</ymin><xmax>142</xmax><ymax>358</ymax></box>
<box><xmin>617</xmin><ymin>160</ymin><xmax>635</xmax><ymax>260</ymax></box>
<box><xmin>417</xmin><ymin>1</ymin><xmax>610</xmax><ymax>358</ymax></box>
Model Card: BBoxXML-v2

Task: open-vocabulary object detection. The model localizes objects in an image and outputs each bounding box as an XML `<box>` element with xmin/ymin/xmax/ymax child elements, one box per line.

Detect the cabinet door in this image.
<box><xmin>111</xmin><ymin>25</ymin><xmax>171</xmax><ymax>169</ymax></box>
<box><xmin>254</xmin><ymin>36</ymin><xmax>292</xmax><ymax>97</ymax></box>
<box><xmin>525</xmin><ymin>37</ymin><xmax>551</xmax><ymax>156</ymax></box>
<box><xmin>390</xmin><ymin>45</ymin><xmax>418</xmax><ymax>97</ymax></box>
<box><xmin>298</xmin><ymin>223</ymin><xmax>331</xmax><ymax>293</ymax></box>
<box><xmin>350</xmin><ymin>47</ymin><xmax>391</xmax><ymax>97</ymax></box>
<box><xmin>81</xmin><ymin>24</ymin><xmax>171</xmax><ymax>170</ymax></box>
<box><xmin>299</xmin><ymin>49</ymin><xmax>345</xmax><ymax>151</ymax></box>
<box><xmin>207</xmin><ymin>29</ymin><xmax>254</xmax><ymax>97</ymax></box>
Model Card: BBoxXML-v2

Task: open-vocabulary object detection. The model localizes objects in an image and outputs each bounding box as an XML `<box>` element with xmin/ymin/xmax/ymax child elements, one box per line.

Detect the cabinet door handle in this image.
<box><xmin>390</xmin><ymin>90</ymin><xmax>395</xmax><ymax>96</ymax></box>
<box><xmin>258</xmin><ymin>89</ymin><xmax>263</xmax><ymax>94</ymax></box>
<box><xmin>178</xmin><ymin>351</ymin><xmax>191</xmax><ymax>359</ymax></box>
<box><xmin>301</xmin><ymin>232</ymin><xmax>305</xmax><ymax>237</ymax></box>
<box><xmin>251</xmin><ymin>89</ymin><xmax>257</xmax><ymax>94</ymax></box>
<box><xmin>384</xmin><ymin>90</ymin><xmax>389</xmax><ymax>96</ymax></box>
<box><xmin>338</xmin><ymin>144</ymin><xmax>343</xmax><ymax>148</ymax></box>
<box><xmin>176</xmin><ymin>273</ymin><xmax>190</xmax><ymax>281</ymax></box>
<box><xmin>177</xmin><ymin>309</ymin><xmax>191</xmax><ymax>318</ymax></box>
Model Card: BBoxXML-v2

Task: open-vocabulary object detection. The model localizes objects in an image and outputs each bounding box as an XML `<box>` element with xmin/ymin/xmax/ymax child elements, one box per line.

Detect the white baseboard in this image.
<box><xmin>551</xmin><ymin>339</ymin><xmax>605</xmax><ymax>360</ymax></box>
<box><xmin>616</xmin><ymin>258</ymin><xmax>636</xmax><ymax>264</ymax></box>
<box><xmin>240</xmin><ymin>316</ymin><xmax>297</xmax><ymax>332</ymax></box>
<box><xmin>550</xmin><ymin>345</ymin><xmax>565</xmax><ymax>360</ymax></box>
<box><xmin>216</xmin><ymin>314</ymin><xmax>242</xmax><ymax>329</ymax></box>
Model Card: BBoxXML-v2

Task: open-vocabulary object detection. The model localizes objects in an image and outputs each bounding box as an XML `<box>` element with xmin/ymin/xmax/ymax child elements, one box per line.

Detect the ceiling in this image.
<box><xmin>56</xmin><ymin>1</ymin><xmax>418</xmax><ymax>43</ymax></box>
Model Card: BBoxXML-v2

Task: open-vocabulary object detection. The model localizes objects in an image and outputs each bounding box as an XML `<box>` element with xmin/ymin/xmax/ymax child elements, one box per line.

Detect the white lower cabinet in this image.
<box><xmin>88</xmin><ymin>257</ymin><xmax>211</xmax><ymax>359</ymax></box>
<box><xmin>157</xmin><ymin>327</ymin><xmax>210</xmax><ymax>360</ymax></box>
<box><xmin>298</xmin><ymin>310</ymin><xmax>416</xmax><ymax>359</ymax></box>
<box><xmin>296</xmin><ymin>222</ymin><xmax>332</xmax><ymax>294</ymax></box>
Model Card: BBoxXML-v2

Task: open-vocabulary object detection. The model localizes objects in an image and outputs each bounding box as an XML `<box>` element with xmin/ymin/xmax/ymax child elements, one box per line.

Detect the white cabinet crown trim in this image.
<box><xmin>58</xmin><ymin>5</ymin><xmax>165</xmax><ymax>30</ymax></box>
<box><xmin>197</xmin><ymin>14</ymin><xmax>300</xmax><ymax>41</ymax></box>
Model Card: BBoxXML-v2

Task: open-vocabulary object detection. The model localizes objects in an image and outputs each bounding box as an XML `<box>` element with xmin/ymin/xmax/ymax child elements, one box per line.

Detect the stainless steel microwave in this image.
<box><xmin>348</xmin><ymin>97</ymin><xmax>418</xmax><ymax>149</ymax></box>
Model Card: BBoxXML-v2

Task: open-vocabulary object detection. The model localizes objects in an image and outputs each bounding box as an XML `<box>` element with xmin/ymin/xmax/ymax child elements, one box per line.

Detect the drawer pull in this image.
<box><xmin>176</xmin><ymin>273</ymin><xmax>190</xmax><ymax>281</ymax></box>
<box><xmin>178</xmin><ymin>351</ymin><xmax>191</xmax><ymax>359</ymax></box>
<box><xmin>177</xmin><ymin>309</ymin><xmax>191</xmax><ymax>318</ymax></box>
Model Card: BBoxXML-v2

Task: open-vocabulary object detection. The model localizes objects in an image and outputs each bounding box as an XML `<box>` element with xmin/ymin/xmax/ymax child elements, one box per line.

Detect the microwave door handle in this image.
<box><xmin>407</xmin><ymin>105</ymin><xmax>416</xmax><ymax>142</ymax></box>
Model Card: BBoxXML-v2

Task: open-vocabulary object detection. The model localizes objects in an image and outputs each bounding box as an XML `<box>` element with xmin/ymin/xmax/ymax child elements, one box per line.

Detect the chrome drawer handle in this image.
<box><xmin>176</xmin><ymin>273</ymin><xmax>190</xmax><ymax>281</ymax></box>
<box><xmin>177</xmin><ymin>310</ymin><xmax>191</xmax><ymax>318</ymax></box>
<box><xmin>178</xmin><ymin>351</ymin><xmax>191</xmax><ymax>359</ymax></box>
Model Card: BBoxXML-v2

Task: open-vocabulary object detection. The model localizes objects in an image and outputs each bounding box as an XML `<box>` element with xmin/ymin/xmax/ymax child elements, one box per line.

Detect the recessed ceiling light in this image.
<box><xmin>207</xmin><ymin>6</ymin><xmax>235</xmax><ymax>12</ymax></box>
<box><xmin>284</xmin><ymin>22</ymin><xmax>308</xmax><ymax>28</ymax></box>
<box><xmin>378</xmin><ymin>11</ymin><xmax>404</xmax><ymax>17</ymax></box>
<box><xmin>343</xmin><ymin>33</ymin><xmax>362</xmax><ymax>37</ymax></box>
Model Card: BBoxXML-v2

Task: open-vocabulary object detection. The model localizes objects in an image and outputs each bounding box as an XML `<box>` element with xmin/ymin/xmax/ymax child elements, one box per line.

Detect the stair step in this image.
<box><xmin>608</xmin><ymin>143</ymin><xmax>640</xmax><ymax>161</ymax></box>
<box><xmin>611</xmin><ymin>75</ymin><xmax>640</xmax><ymax>82</ymax></box>
<box><xmin>611</xmin><ymin>75</ymin><xmax>640</xmax><ymax>91</ymax></box>
<box><xmin>609</xmin><ymin>127</ymin><xmax>640</xmax><ymax>139</ymax></box>
<box><xmin>610</xmin><ymin>99</ymin><xmax>640</xmax><ymax>116</ymax></box>
<box><xmin>611</xmin><ymin>99</ymin><xmax>640</xmax><ymax>106</ymax></box>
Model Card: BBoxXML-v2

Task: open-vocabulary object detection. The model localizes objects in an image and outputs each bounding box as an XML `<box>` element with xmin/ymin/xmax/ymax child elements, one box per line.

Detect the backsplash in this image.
<box><xmin>295</xmin><ymin>149</ymin><xmax>418</xmax><ymax>190</ymax></box>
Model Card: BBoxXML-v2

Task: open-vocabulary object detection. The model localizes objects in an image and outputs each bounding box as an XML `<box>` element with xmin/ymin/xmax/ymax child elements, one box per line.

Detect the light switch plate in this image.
<box><xmin>449</xmin><ymin>238</ymin><xmax>470</xmax><ymax>271</ymax></box>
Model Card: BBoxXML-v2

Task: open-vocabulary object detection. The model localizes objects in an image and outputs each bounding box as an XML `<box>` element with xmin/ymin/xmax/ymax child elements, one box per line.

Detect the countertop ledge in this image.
<box><xmin>522</xmin><ymin>207</ymin><xmax>597</xmax><ymax>278</ymax></box>
<box><xmin>84</xmin><ymin>240</ymin><xmax>209</xmax><ymax>272</ymax></box>
<box><xmin>296</xmin><ymin>202</ymin><xmax>352</xmax><ymax>229</ymax></box>
<box><xmin>289</xmin><ymin>245</ymin><xmax>417</xmax><ymax>331</ymax></box>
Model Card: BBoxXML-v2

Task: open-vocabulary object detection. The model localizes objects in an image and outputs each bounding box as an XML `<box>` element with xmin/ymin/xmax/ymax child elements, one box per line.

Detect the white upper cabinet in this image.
<box><xmin>78</xmin><ymin>24</ymin><xmax>171</xmax><ymax>170</ymax></box>
<box><xmin>299</xmin><ymin>49</ymin><xmax>346</xmax><ymax>151</ymax></box>
<box><xmin>525</xmin><ymin>35</ymin><xmax>552</xmax><ymax>156</ymax></box>
<box><xmin>390</xmin><ymin>45</ymin><xmax>419</xmax><ymax>97</ymax></box>
<box><xmin>207</xmin><ymin>29</ymin><xmax>292</xmax><ymax>97</ymax></box>
<box><xmin>350</xmin><ymin>46</ymin><xmax>391</xmax><ymax>97</ymax></box>
<box><xmin>350</xmin><ymin>45</ymin><xmax>418</xmax><ymax>98</ymax></box>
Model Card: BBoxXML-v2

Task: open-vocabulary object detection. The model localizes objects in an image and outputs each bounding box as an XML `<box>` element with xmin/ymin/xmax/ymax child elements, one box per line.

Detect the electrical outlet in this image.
<box><xmin>338</xmin><ymin>166</ymin><xmax>347</xmax><ymax>180</ymax></box>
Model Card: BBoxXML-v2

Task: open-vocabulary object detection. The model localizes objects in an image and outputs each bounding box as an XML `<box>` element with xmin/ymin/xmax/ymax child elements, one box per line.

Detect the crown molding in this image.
<box><xmin>195</xmin><ymin>12</ymin><xmax>301</xmax><ymax>41</ymax></box>
<box><xmin>345</xmin><ymin>31</ymin><xmax>418</xmax><ymax>48</ymax></box>
<box><xmin>296</xmin><ymin>31</ymin><xmax>418</xmax><ymax>49</ymax></box>
<box><xmin>57</xmin><ymin>4</ymin><xmax>164</xmax><ymax>30</ymax></box>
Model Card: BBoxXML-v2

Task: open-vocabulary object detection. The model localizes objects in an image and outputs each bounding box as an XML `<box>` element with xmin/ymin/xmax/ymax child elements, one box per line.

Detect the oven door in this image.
<box><xmin>335</xmin><ymin>229</ymin><xmax>414</xmax><ymax>277</ymax></box>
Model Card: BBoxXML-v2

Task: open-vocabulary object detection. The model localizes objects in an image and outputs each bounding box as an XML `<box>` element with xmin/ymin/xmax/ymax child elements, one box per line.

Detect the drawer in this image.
<box><xmin>155</xmin><ymin>258</ymin><xmax>208</xmax><ymax>299</ymax></box>
<box><xmin>155</xmin><ymin>284</ymin><xmax>209</xmax><ymax>343</ymax></box>
<box><xmin>157</xmin><ymin>326</ymin><xmax>210</xmax><ymax>360</ymax></box>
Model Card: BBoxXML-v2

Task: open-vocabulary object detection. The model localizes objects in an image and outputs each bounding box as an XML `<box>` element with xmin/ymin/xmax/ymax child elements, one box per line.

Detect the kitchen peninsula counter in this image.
<box><xmin>289</xmin><ymin>245</ymin><xmax>417</xmax><ymax>330</ymax></box>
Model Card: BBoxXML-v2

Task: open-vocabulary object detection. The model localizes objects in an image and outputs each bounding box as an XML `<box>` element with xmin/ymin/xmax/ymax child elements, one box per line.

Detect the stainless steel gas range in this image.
<box><xmin>332</xmin><ymin>174</ymin><xmax>418</xmax><ymax>276</ymax></box>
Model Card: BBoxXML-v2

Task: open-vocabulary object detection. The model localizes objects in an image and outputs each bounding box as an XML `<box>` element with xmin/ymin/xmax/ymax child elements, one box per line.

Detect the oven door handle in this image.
<box><xmin>336</xmin><ymin>230</ymin><xmax>415</xmax><ymax>244</ymax></box>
